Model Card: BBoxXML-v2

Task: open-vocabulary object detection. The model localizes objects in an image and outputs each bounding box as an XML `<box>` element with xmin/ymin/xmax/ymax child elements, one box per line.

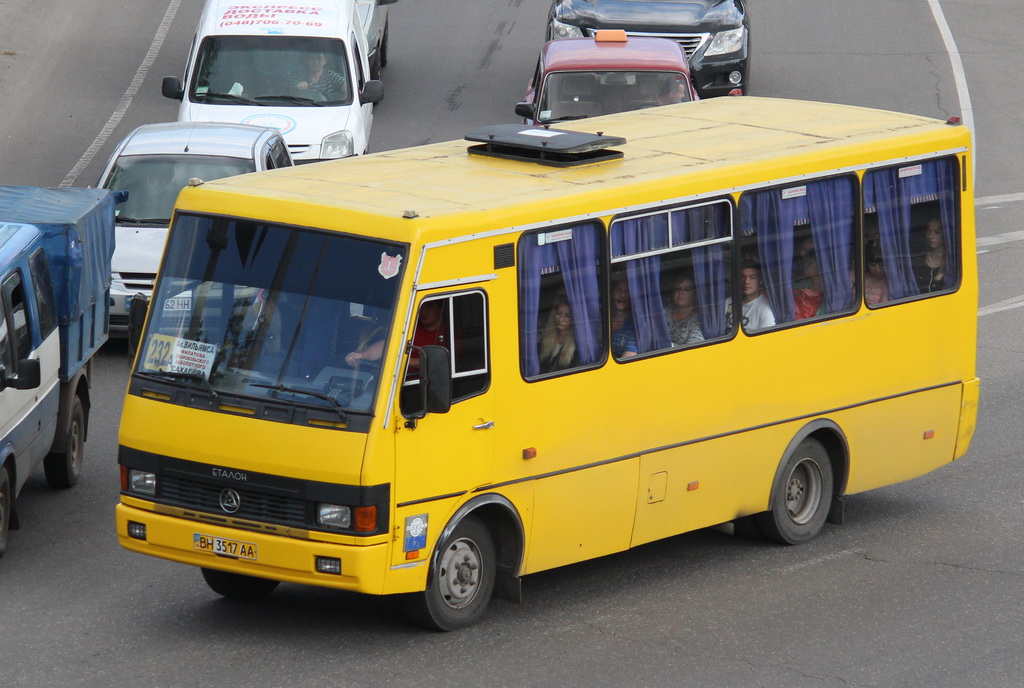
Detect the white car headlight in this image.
<box><xmin>705</xmin><ymin>27</ymin><xmax>746</xmax><ymax>57</ymax></box>
<box><xmin>549</xmin><ymin>18</ymin><xmax>584</xmax><ymax>39</ymax></box>
<box><xmin>321</xmin><ymin>130</ymin><xmax>355</xmax><ymax>159</ymax></box>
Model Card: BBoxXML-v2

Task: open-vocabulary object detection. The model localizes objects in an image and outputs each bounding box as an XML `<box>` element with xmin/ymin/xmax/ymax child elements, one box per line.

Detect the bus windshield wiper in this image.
<box><xmin>251</xmin><ymin>384</ymin><xmax>348</xmax><ymax>422</ymax></box>
<box><xmin>144</xmin><ymin>370</ymin><xmax>220</xmax><ymax>399</ymax></box>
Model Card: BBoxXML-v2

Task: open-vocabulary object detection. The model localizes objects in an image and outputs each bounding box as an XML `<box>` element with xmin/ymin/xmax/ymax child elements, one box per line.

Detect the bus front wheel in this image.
<box><xmin>201</xmin><ymin>567</ymin><xmax>280</xmax><ymax>600</ymax></box>
<box><xmin>404</xmin><ymin>515</ymin><xmax>496</xmax><ymax>631</ymax></box>
<box><xmin>756</xmin><ymin>438</ymin><xmax>833</xmax><ymax>545</ymax></box>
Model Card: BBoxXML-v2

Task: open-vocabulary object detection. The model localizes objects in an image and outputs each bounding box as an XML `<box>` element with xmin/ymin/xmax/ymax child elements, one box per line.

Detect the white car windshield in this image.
<box><xmin>104</xmin><ymin>155</ymin><xmax>254</xmax><ymax>224</ymax></box>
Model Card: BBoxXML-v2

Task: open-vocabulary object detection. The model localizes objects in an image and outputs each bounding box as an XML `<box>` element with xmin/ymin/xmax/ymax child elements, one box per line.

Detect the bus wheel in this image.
<box><xmin>0</xmin><ymin>465</ymin><xmax>11</xmax><ymax>558</ymax></box>
<box><xmin>201</xmin><ymin>567</ymin><xmax>280</xmax><ymax>600</ymax></box>
<box><xmin>404</xmin><ymin>516</ymin><xmax>496</xmax><ymax>631</ymax></box>
<box><xmin>44</xmin><ymin>395</ymin><xmax>85</xmax><ymax>489</ymax></box>
<box><xmin>756</xmin><ymin>438</ymin><xmax>833</xmax><ymax>545</ymax></box>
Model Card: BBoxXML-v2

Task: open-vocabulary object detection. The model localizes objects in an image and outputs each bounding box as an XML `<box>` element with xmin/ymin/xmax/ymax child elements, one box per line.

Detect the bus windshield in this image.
<box><xmin>136</xmin><ymin>214</ymin><xmax>407</xmax><ymax>414</ymax></box>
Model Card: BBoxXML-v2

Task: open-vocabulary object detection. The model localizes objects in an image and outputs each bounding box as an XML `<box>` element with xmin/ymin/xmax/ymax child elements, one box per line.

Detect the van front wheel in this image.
<box><xmin>0</xmin><ymin>465</ymin><xmax>11</xmax><ymax>558</ymax></box>
<box><xmin>404</xmin><ymin>515</ymin><xmax>496</xmax><ymax>631</ymax></box>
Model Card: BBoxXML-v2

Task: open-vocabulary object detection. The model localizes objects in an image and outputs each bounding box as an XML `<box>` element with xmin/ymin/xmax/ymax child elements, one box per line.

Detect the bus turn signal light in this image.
<box><xmin>354</xmin><ymin>506</ymin><xmax>378</xmax><ymax>532</ymax></box>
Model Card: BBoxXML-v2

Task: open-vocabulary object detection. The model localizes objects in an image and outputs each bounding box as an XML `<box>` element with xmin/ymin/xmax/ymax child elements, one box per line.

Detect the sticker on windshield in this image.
<box><xmin>141</xmin><ymin>334</ymin><xmax>218</xmax><ymax>378</ymax></box>
<box><xmin>378</xmin><ymin>252</ymin><xmax>402</xmax><ymax>279</ymax></box>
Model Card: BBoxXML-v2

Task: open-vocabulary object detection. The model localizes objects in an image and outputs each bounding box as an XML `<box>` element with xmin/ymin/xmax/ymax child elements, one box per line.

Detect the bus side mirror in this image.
<box><xmin>162</xmin><ymin>76</ymin><xmax>184</xmax><ymax>101</ymax></box>
<box><xmin>418</xmin><ymin>345</ymin><xmax>451</xmax><ymax>415</ymax></box>
<box><xmin>515</xmin><ymin>102</ymin><xmax>535</xmax><ymax>120</ymax></box>
<box><xmin>128</xmin><ymin>294</ymin><xmax>150</xmax><ymax>361</ymax></box>
<box><xmin>6</xmin><ymin>358</ymin><xmax>40</xmax><ymax>390</ymax></box>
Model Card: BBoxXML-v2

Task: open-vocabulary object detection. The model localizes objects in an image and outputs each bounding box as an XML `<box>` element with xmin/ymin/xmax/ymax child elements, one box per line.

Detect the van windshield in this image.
<box><xmin>190</xmin><ymin>36</ymin><xmax>353</xmax><ymax>106</ymax></box>
<box><xmin>104</xmin><ymin>155</ymin><xmax>254</xmax><ymax>224</ymax></box>
<box><xmin>136</xmin><ymin>214</ymin><xmax>407</xmax><ymax>414</ymax></box>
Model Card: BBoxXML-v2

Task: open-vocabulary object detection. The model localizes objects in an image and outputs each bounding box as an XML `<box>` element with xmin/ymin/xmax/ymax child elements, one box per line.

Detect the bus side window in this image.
<box><xmin>518</xmin><ymin>222</ymin><xmax>606</xmax><ymax>378</ymax></box>
<box><xmin>738</xmin><ymin>175</ymin><xmax>858</xmax><ymax>327</ymax></box>
<box><xmin>862</xmin><ymin>156</ymin><xmax>960</xmax><ymax>304</ymax></box>
<box><xmin>400</xmin><ymin>291</ymin><xmax>489</xmax><ymax>417</ymax></box>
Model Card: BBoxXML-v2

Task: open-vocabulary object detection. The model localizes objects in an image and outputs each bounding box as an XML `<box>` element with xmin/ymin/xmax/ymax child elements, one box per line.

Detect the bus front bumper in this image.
<box><xmin>116</xmin><ymin>502</ymin><xmax>389</xmax><ymax>594</ymax></box>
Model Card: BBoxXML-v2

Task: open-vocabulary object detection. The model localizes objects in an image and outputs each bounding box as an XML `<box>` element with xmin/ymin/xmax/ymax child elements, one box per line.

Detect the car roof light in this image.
<box><xmin>595</xmin><ymin>29</ymin><xmax>627</xmax><ymax>43</ymax></box>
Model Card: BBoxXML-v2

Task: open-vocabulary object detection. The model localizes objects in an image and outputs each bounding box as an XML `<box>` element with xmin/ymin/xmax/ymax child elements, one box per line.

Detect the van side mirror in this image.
<box><xmin>6</xmin><ymin>358</ymin><xmax>40</xmax><ymax>390</ymax></box>
<box><xmin>418</xmin><ymin>345</ymin><xmax>451</xmax><ymax>415</ymax></box>
<box><xmin>378</xmin><ymin>0</ymin><xmax>399</xmax><ymax>5</ymax></box>
<box><xmin>360</xmin><ymin>80</ymin><xmax>384</xmax><ymax>105</ymax></box>
<box><xmin>515</xmin><ymin>102</ymin><xmax>536</xmax><ymax>120</ymax></box>
<box><xmin>162</xmin><ymin>76</ymin><xmax>184</xmax><ymax>101</ymax></box>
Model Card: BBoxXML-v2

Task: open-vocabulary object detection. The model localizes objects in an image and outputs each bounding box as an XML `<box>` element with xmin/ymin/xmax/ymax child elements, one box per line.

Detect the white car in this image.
<box><xmin>97</xmin><ymin>122</ymin><xmax>293</xmax><ymax>335</ymax></box>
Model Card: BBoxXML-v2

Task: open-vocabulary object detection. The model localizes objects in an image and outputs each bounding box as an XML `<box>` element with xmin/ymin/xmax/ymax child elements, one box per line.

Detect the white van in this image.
<box><xmin>162</xmin><ymin>0</ymin><xmax>384</xmax><ymax>162</ymax></box>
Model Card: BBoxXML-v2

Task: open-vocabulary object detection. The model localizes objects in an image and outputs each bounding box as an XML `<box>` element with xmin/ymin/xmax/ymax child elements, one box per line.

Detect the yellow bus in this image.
<box><xmin>116</xmin><ymin>96</ymin><xmax>978</xmax><ymax>630</ymax></box>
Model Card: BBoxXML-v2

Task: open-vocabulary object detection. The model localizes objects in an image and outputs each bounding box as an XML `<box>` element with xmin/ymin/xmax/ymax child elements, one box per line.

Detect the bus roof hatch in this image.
<box><xmin>465</xmin><ymin>124</ymin><xmax>626</xmax><ymax>167</ymax></box>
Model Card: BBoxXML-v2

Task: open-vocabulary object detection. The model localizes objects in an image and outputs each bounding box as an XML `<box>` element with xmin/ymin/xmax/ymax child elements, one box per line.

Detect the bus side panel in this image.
<box><xmin>844</xmin><ymin>384</ymin><xmax>961</xmax><ymax>495</ymax></box>
<box><xmin>522</xmin><ymin>459</ymin><xmax>638</xmax><ymax>575</ymax></box>
<box><xmin>631</xmin><ymin>432</ymin><xmax>779</xmax><ymax>547</ymax></box>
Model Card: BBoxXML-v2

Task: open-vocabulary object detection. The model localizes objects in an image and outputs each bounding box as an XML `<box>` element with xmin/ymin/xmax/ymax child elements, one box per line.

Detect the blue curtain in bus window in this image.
<box><xmin>670</xmin><ymin>204</ymin><xmax>729</xmax><ymax>338</ymax></box>
<box><xmin>807</xmin><ymin>178</ymin><xmax>856</xmax><ymax>314</ymax></box>
<box><xmin>741</xmin><ymin>191</ymin><xmax>799</xmax><ymax>323</ymax></box>
<box><xmin>519</xmin><ymin>223</ymin><xmax>603</xmax><ymax>377</ymax></box>
<box><xmin>612</xmin><ymin>216</ymin><xmax>671</xmax><ymax>353</ymax></box>
<box><xmin>863</xmin><ymin>158</ymin><xmax>959</xmax><ymax>298</ymax></box>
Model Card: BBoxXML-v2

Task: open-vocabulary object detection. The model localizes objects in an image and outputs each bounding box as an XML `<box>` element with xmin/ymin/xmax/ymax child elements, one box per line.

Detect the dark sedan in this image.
<box><xmin>546</xmin><ymin>0</ymin><xmax>748</xmax><ymax>99</ymax></box>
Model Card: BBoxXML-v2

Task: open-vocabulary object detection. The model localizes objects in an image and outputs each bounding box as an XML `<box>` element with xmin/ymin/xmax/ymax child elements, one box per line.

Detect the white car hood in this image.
<box><xmin>113</xmin><ymin>224</ymin><xmax>169</xmax><ymax>275</ymax></box>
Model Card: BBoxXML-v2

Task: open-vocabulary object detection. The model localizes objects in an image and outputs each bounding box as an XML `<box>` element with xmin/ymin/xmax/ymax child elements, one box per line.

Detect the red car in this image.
<box><xmin>515</xmin><ymin>30</ymin><xmax>699</xmax><ymax>125</ymax></box>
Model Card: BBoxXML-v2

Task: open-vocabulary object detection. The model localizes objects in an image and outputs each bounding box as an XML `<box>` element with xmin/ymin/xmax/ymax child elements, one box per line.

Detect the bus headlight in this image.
<box><xmin>318</xmin><ymin>503</ymin><xmax>352</xmax><ymax>528</ymax></box>
<box><xmin>549</xmin><ymin>18</ymin><xmax>584</xmax><ymax>39</ymax></box>
<box><xmin>129</xmin><ymin>469</ymin><xmax>157</xmax><ymax>496</ymax></box>
<box><xmin>321</xmin><ymin>130</ymin><xmax>355</xmax><ymax>159</ymax></box>
<box><xmin>705</xmin><ymin>27</ymin><xmax>746</xmax><ymax>57</ymax></box>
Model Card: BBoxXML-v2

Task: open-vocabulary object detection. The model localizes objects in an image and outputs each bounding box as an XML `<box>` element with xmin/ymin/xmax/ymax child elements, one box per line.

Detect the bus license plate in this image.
<box><xmin>193</xmin><ymin>533</ymin><xmax>258</xmax><ymax>560</ymax></box>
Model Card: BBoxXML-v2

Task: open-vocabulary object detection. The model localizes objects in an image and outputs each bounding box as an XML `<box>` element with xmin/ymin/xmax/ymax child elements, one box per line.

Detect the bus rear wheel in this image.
<box><xmin>404</xmin><ymin>515</ymin><xmax>496</xmax><ymax>631</ymax></box>
<box><xmin>201</xmin><ymin>567</ymin><xmax>280</xmax><ymax>600</ymax></box>
<box><xmin>756</xmin><ymin>438</ymin><xmax>833</xmax><ymax>545</ymax></box>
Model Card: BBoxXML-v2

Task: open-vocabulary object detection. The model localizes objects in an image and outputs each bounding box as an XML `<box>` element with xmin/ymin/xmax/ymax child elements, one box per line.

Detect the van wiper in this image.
<box><xmin>251</xmin><ymin>384</ymin><xmax>348</xmax><ymax>422</ymax></box>
<box><xmin>196</xmin><ymin>92</ymin><xmax>258</xmax><ymax>105</ymax></box>
<box><xmin>144</xmin><ymin>370</ymin><xmax>220</xmax><ymax>399</ymax></box>
<box><xmin>254</xmin><ymin>95</ymin><xmax>324</xmax><ymax>106</ymax></box>
<box><xmin>116</xmin><ymin>216</ymin><xmax>169</xmax><ymax>225</ymax></box>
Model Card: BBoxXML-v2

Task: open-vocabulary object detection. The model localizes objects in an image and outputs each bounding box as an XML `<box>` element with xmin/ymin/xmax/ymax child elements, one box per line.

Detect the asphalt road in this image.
<box><xmin>1</xmin><ymin>1</ymin><xmax>1023</xmax><ymax>686</ymax></box>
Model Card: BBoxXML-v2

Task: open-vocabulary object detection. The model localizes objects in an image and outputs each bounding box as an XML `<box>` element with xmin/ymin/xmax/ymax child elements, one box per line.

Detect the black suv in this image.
<box><xmin>546</xmin><ymin>0</ymin><xmax>749</xmax><ymax>99</ymax></box>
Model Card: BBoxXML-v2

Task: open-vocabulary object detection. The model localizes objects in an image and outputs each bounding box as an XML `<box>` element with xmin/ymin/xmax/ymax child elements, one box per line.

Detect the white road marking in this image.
<box><xmin>61</xmin><ymin>0</ymin><xmax>183</xmax><ymax>187</ymax></box>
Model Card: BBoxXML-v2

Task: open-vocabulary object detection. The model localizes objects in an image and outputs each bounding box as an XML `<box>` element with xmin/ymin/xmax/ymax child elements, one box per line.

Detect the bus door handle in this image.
<box><xmin>473</xmin><ymin>420</ymin><xmax>494</xmax><ymax>430</ymax></box>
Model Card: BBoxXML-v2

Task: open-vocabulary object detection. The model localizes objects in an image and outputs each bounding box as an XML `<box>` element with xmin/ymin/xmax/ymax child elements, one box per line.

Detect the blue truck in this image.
<box><xmin>0</xmin><ymin>186</ymin><xmax>116</xmax><ymax>557</ymax></box>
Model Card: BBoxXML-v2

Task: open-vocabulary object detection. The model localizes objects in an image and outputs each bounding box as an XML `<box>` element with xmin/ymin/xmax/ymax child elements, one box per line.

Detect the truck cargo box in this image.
<box><xmin>0</xmin><ymin>186</ymin><xmax>116</xmax><ymax>379</ymax></box>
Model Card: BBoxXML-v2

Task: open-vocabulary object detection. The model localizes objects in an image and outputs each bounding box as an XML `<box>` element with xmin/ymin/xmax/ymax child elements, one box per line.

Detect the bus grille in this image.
<box><xmin>159</xmin><ymin>475</ymin><xmax>308</xmax><ymax>527</ymax></box>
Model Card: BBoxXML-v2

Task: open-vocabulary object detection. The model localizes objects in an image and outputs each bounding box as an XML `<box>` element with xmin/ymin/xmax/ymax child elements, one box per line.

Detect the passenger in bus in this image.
<box><xmin>344</xmin><ymin>301</ymin><xmax>447</xmax><ymax>372</ymax></box>
<box><xmin>610</xmin><ymin>278</ymin><xmax>638</xmax><ymax>359</ymax></box>
<box><xmin>864</xmin><ymin>241</ymin><xmax>889</xmax><ymax>305</ymax></box>
<box><xmin>538</xmin><ymin>295</ymin><xmax>578</xmax><ymax>373</ymax></box>
<box><xmin>665</xmin><ymin>273</ymin><xmax>705</xmax><ymax>346</ymax></box>
<box><xmin>727</xmin><ymin>260</ymin><xmax>776</xmax><ymax>330</ymax></box>
<box><xmin>913</xmin><ymin>218</ymin><xmax>947</xmax><ymax>293</ymax></box>
<box><xmin>793</xmin><ymin>236</ymin><xmax>816</xmax><ymax>288</ymax></box>
<box><xmin>792</xmin><ymin>251</ymin><xmax>825</xmax><ymax>319</ymax></box>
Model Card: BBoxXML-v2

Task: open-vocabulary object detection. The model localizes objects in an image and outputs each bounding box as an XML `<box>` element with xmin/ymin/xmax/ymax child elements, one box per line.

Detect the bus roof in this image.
<box><xmin>179</xmin><ymin>97</ymin><xmax>969</xmax><ymax>244</ymax></box>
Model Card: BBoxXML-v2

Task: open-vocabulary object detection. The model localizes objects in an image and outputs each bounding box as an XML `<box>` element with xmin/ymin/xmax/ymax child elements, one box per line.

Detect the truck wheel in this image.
<box><xmin>44</xmin><ymin>395</ymin><xmax>85</xmax><ymax>489</ymax></box>
<box><xmin>0</xmin><ymin>465</ymin><xmax>11</xmax><ymax>558</ymax></box>
<box><xmin>403</xmin><ymin>515</ymin><xmax>496</xmax><ymax>631</ymax></box>
<box><xmin>201</xmin><ymin>567</ymin><xmax>280</xmax><ymax>600</ymax></box>
<box><xmin>755</xmin><ymin>438</ymin><xmax>833</xmax><ymax>545</ymax></box>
